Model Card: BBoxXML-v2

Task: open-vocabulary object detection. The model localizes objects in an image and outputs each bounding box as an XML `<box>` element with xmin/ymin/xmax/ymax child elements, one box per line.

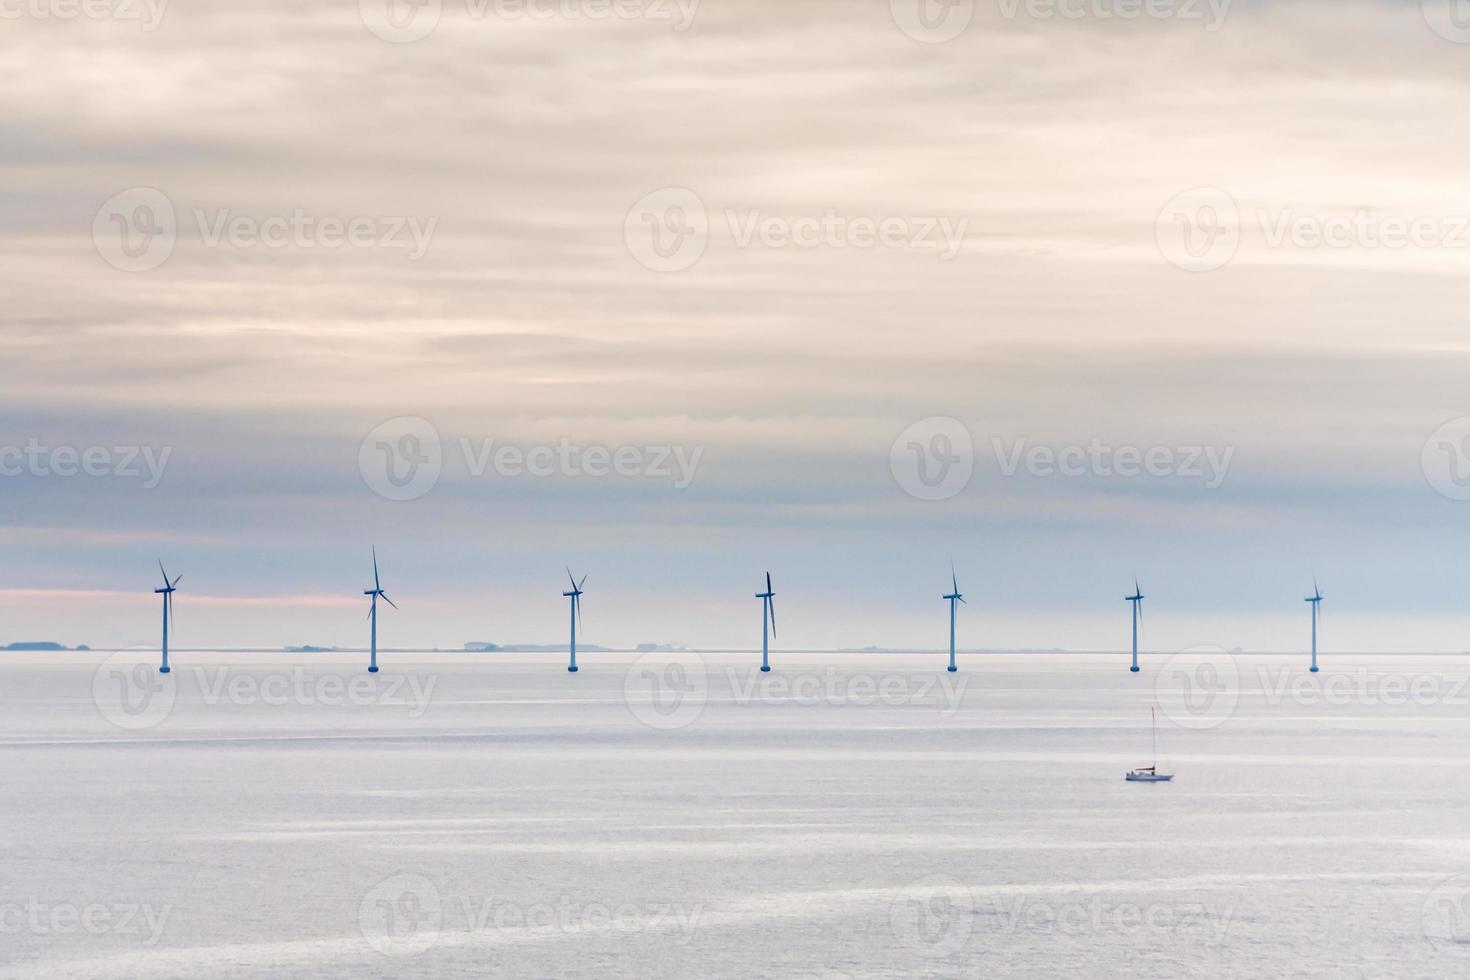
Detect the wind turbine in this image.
<box><xmin>1126</xmin><ymin>578</ymin><xmax>1144</xmax><ymax>673</ymax></box>
<box><xmin>563</xmin><ymin>568</ymin><xmax>586</xmax><ymax>672</ymax></box>
<box><xmin>756</xmin><ymin>572</ymin><xmax>776</xmax><ymax>672</ymax></box>
<box><xmin>944</xmin><ymin>563</ymin><xmax>965</xmax><ymax>673</ymax></box>
<box><xmin>1305</xmin><ymin>580</ymin><xmax>1323</xmax><ymax>673</ymax></box>
<box><xmin>363</xmin><ymin>547</ymin><xmax>396</xmax><ymax>673</ymax></box>
<box><xmin>154</xmin><ymin>560</ymin><xmax>180</xmax><ymax>674</ymax></box>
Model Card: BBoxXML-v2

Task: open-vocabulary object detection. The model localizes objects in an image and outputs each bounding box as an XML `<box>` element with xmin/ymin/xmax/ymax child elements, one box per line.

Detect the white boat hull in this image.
<box><xmin>1126</xmin><ymin>771</ymin><xmax>1173</xmax><ymax>782</ymax></box>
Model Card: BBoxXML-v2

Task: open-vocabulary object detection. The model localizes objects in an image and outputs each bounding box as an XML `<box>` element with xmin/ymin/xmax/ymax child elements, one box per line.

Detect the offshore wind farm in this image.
<box><xmin>11</xmin><ymin>0</ymin><xmax>1470</xmax><ymax>976</ymax></box>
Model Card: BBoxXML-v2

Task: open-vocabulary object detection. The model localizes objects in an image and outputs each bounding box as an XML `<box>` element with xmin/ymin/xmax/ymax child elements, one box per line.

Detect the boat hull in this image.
<box><xmin>1126</xmin><ymin>772</ymin><xmax>1173</xmax><ymax>782</ymax></box>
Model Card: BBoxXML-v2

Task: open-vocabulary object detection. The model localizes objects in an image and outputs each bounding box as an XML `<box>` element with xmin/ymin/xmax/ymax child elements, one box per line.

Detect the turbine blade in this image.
<box><xmin>373</xmin><ymin>547</ymin><xmax>381</xmax><ymax>592</ymax></box>
<box><xmin>766</xmin><ymin>571</ymin><xmax>772</xmax><ymax>595</ymax></box>
<box><xmin>575</xmin><ymin>592</ymin><xmax>584</xmax><ymax>634</ymax></box>
<box><xmin>167</xmin><ymin>592</ymin><xmax>176</xmax><ymax>635</ymax></box>
<box><xmin>381</xmin><ymin>593</ymin><xmax>398</xmax><ymax>610</ymax></box>
<box><xmin>171</xmin><ymin>575</ymin><xmax>182</xmax><ymax>589</ymax></box>
<box><xmin>768</xmin><ymin>596</ymin><xmax>777</xmax><ymax>638</ymax></box>
<box><xmin>567</xmin><ymin>566</ymin><xmax>577</xmax><ymax>591</ymax></box>
<box><xmin>158</xmin><ymin>559</ymin><xmax>170</xmax><ymax>588</ymax></box>
<box><xmin>578</xmin><ymin>574</ymin><xmax>588</xmax><ymax>591</ymax></box>
<box><xmin>958</xmin><ymin>596</ymin><xmax>967</xmax><ymax>604</ymax></box>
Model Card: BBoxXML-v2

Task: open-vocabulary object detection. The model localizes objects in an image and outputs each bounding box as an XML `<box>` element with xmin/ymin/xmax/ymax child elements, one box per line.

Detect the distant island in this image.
<box><xmin>464</xmin><ymin>643</ymin><xmax>612</xmax><ymax>653</ymax></box>
<box><xmin>3</xmin><ymin>642</ymin><xmax>89</xmax><ymax>651</ymax></box>
<box><xmin>283</xmin><ymin>645</ymin><xmax>346</xmax><ymax>653</ymax></box>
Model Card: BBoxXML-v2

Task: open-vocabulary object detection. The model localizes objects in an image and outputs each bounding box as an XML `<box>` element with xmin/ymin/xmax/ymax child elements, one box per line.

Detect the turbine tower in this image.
<box><xmin>1126</xmin><ymin>578</ymin><xmax>1144</xmax><ymax>673</ymax></box>
<box><xmin>1305</xmin><ymin>580</ymin><xmax>1323</xmax><ymax>673</ymax></box>
<box><xmin>563</xmin><ymin>568</ymin><xmax>586</xmax><ymax>672</ymax></box>
<box><xmin>756</xmin><ymin>572</ymin><xmax>776</xmax><ymax>672</ymax></box>
<box><xmin>944</xmin><ymin>563</ymin><xmax>965</xmax><ymax>673</ymax></box>
<box><xmin>154</xmin><ymin>560</ymin><xmax>180</xmax><ymax>674</ymax></box>
<box><xmin>363</xmin><ymin>547</ymin><xmax>396</xmax><ymax>673</ymax></box>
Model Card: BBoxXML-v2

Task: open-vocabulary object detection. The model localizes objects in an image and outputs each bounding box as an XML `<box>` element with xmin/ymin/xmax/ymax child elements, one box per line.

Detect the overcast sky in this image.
<box><xmin>3</xmin><ymin>0</ymin><xmax>1470</xmax><ymax>652</ymax></box>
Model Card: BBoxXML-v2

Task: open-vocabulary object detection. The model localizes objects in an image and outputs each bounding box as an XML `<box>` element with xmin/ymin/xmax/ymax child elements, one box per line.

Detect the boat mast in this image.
<box><xmin>1151</xmin><ymin>706</ymin><xmax>1157</xmax><ymax>769</ymax></box>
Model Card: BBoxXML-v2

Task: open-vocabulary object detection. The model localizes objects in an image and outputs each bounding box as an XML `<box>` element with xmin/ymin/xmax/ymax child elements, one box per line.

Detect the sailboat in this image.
<box><xmin>1125</xmin><ymin>707</ymin><xmax>1174</xmax><ymax>782</ymax></box>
